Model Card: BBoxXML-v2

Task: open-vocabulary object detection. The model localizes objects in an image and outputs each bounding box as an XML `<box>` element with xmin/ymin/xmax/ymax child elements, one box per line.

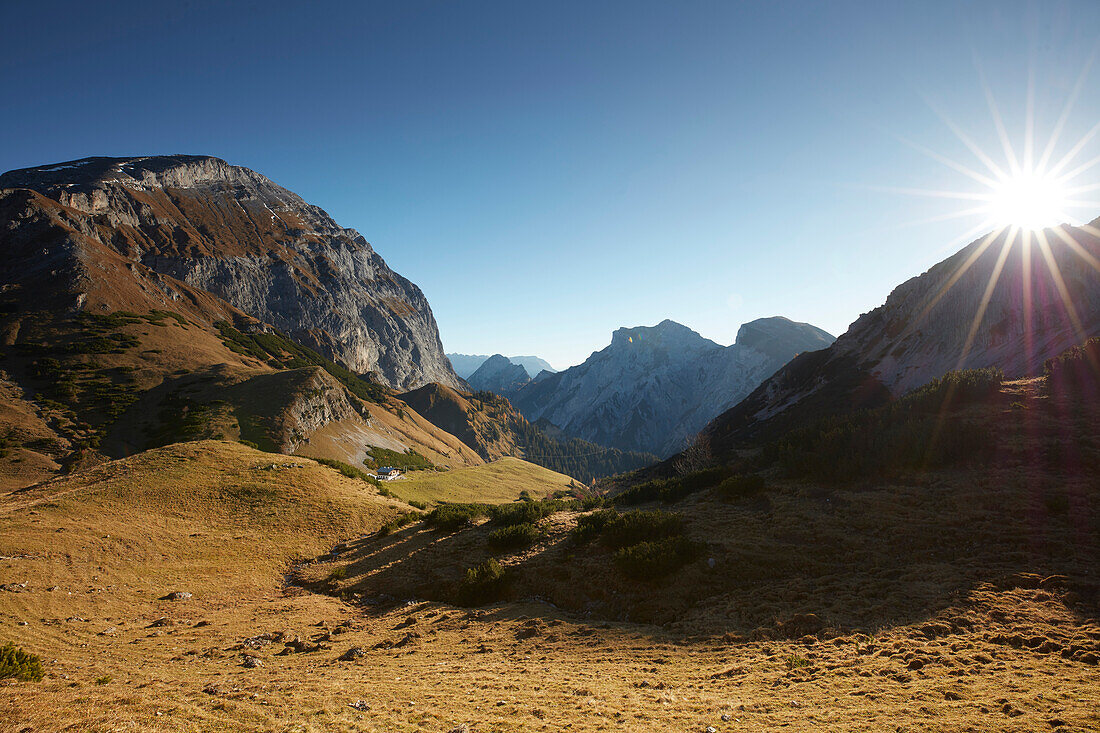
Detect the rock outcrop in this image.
<box><xmin>0</xmin><ymin>155</ymin><xmax>461</xmax><ymax>390</ymax></box>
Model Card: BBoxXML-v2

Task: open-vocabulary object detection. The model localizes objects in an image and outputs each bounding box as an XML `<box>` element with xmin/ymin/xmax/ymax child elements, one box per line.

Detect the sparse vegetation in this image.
<box><xmin>613</xmin><ymin>535</ymin><xmax>701</xmax><ymax>579</ymax></box>
<box><xmin>716</xmin><ymin>473</ymin><xmax>766</xmax><ymax>500</ymax></box>
<box><xmin>315</xmin><ymin>457</ymin><xmax>382</xmax><ymax>487</ymax></box>
<box><xmin>214</xmin><ymin>321</ymin><xmax>387</xmax><ymax>403</ymax></box>
<box><xmin>761</xmin><ymin>368</ymin><xmax>1005</xmax><ymax>482</ymax></box>
<box><xmin>456</xmin><ymin>558</ymin><xmax>507</xmax><ymax>605</ymax></box>
<box><xmin>614</xmin><ymin>465</ymin><xmax>733</xmax><ymax>505</ymax></box>
<box><xmin>146</xmin><ymin>394</ymin><xmax>225</xmax><ymax>449</ymax></box>
<box><xmin>0</xmin><ymin>642</ymin><xmax>44</xmax><ymax>682</ymax></box>
<box><xmin>379</xmin><ymin>511</ymin><xmax>421</xmax><ymax>535</ymax></box>
<box><xmin>364</xmin><ymin>446</ymin><xmax>434</xmax><ymax>471</ymax></box>
<box><xmin>487</xmin><ymin>522</ymin><xmax>542</xmax><ymax>550</ymax></box>
<box><xmin>326</xmin><ymin>567</ymin><xmax>347</xmax><ymax>581</ymax></box>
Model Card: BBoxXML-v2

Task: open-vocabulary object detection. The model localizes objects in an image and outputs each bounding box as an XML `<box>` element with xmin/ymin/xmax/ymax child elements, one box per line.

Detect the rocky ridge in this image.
<box><xmin>703</xmin><ymin>219</ymin><xmax>1100</xmax><ymax>449</ymax></box>
<box><xmin>0</xmin><ymin>155</ymin><xmax>460</xmax><ymax>390</ymax></box>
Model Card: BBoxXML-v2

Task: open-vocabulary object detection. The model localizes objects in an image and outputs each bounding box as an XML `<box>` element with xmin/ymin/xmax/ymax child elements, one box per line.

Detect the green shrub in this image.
<box><xmin>761</xmin><ymin>367</ymin><xmax>1006</xmax><ymax>482</ymax></box>
<box><xmin>238</xmin><ymin>439</ymin><xmax>260</xmax><ymax>450</ymax></box>
<box><xmin>213</xmin><ymin>321</ymin><xmax>387</xmax><ymax>404</ymax></box>
<box><xmin>614</xmin><ymin>466</ymin><xmax>731</xmax><ymax>506</ymax></box>
<box><xmin>716</xmin><ymin>474</ymin><xmax>766</xmax><ymax>500</ymax></box>
<box><xmin>487</xmin><ymin>522</ymin><xmax>542</xmax><ymax>550</ymax></box>
<box><xmin>327</xmin><ymin>567</ymin><xmax>347</xmax><ymax>581</ymax></box>
<box><xmin>424</xmin><ymin>503</ymin><xmax>488</xmax><ymax>531</ymax></box>
<box><xmin>407</xmin><ymin>499</ymin><xmax>428</xmax><ymax>510</ymax></box>
<box><xmin>571</xmin><ymin>509</ymin><xmax>617</xmax><ymax>544</ymax></box>
<box><xmin>613</xmin><ymin>536</ymin><xmax>701</xmax><ymax>579</ymax></box>
<box><xmin>601</xmin><ymin>510</ymin><xmax>683</xmax><ymax>549</ymax></box>
<box><xmin>365</xmin><ymin>446</ymin><xmax>434</xmax><ymax>471</ymax></box>
<box><xmin>456</xmin><ymin>558</ymin><xmax>507</xmax><ymax>605</ymax></box>
<box><xmin>488</xmin><ymin>501</ymin><xmax>552</xmax><ymax>527</ymax></box>
<box><xmin>0</xmin><ymin>642</ymin><xmax>44</xmax><ymax>682</ymax></box>
<box><xmin>680</xmin><ymin>466</ymin><xmax>733</xmax><ymax>493</ymax></box>
<box><xmin>379</xmin><ymin>511</ymin><xmax>420</xmax><ymax>536</ymax></box>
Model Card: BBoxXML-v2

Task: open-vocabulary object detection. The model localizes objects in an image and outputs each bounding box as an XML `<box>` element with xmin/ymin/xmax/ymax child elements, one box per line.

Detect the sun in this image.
<box><xmin>985</xmin><ymin>168</ymin><xmax>1072</xmax><ymax>231</ymax></box>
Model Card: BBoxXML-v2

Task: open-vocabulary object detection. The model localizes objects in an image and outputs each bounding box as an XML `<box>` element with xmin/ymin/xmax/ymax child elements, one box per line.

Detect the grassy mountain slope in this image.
<box><xmin>324</xmin><ymin>357</ymin><xmax>1100</xmax><ymax>633</ymax></box>
<box><xmin>0</xmin><ymin>304</ymin><xmax>485</xmax><ymax>488</ymax></box>
<box><xmin>390</xmin><ymin>457</ymin><xmax>582</xmax><ymax>505</ymax></box>
<box><xmin>1</xmin><ymin>400</ymin><xmax>1096</xmax><ymax>730</ymax></box>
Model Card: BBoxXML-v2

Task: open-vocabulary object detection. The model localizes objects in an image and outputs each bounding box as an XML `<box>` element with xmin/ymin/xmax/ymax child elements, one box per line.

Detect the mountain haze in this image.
<box><xmin>511</xmin><ymin>317</ymin><xmax>834</xmax><ymax>457</ymax></box>
<box><xmin>467</xmin><ymin>354</ymin><xmax>532</xmax><ymax>395</ymax></box>
<box><xmin>447</xmin><ymin>353</ymin><xmax>555</xmax><ymax>379</ymax></box>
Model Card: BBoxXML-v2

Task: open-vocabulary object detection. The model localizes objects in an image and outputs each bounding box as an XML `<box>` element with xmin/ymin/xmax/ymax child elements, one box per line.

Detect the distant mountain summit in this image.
<box><xmin>508</xmin><ymin>355</ymin><xmax>556</xmax><ymax>378</ymax></box>
<box><xmin>703</xmin><ymin>218</ymin><xmax>1100</xmax><ymax>451</ymax></box>
<box><xmin>0</xmin><ymin>155</ymin><xmax>461</xmax><ymax>390</ymax></box>
<box><xmin>510</xmin><ymin>317</ymin><xmax>834</xmax><ymax>457</ymax></box>
<box><xmin>446</xmin><ymin>353</ymin><xmax>556</xmax><ymax>379</ymax></box>
<box><xmin>467</xmin><ymin>354</ymin><xmax>532</xmax><ymax>395</ymax></box>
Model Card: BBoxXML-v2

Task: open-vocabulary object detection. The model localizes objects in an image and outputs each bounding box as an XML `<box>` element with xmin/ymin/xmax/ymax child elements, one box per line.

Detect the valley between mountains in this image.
<box><xmin>0</xmin><ymin>156</ymin><xmax>1097</xmax><ymax>732</ymax></box>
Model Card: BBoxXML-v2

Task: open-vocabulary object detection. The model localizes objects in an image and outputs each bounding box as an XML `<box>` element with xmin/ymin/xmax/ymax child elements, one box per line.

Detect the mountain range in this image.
<box><xmin>0</xmin><ymin>155</ymin><xmax>640</xmax><ymax>486</ymax></box>
<box><xmin>447</xmin><ymin>353</ymin><xmax>556</xmax><ymax>379</ymax></box>
<box><xmin>509</xmin><ymin>317</ymin><xmax>835</xmax><ymax>457</ymax></box>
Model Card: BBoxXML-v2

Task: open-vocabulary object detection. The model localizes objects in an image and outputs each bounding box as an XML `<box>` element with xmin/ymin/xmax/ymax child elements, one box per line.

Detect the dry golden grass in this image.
<box><xmin>391</xmin><ymin>457</ymin><xmax>579</xmax><ymax>505</ymax></box>
<box><xmin>1</xmin><ymin>440</ymin><xmax>1097</xmax><ymax>731</ymax></box>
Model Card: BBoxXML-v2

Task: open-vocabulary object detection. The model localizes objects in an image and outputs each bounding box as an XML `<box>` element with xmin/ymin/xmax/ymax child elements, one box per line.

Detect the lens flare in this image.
<box><xmin>986</xmin><ymin>169</ymin><xmax>1071</xmax><ymax>231</ymax></box>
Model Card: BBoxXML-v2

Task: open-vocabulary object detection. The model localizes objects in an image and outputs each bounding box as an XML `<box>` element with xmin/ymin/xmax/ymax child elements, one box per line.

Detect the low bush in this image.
<box><xmin>614</xmin><ymin>466</ymin><xmax>732</xmax><ymax>505</ymax></box>
<box><xmin>423</xmin><ymin>503</ymin><xmax>488</xmax><ymax>531</ymax></box>
<box><xmin>488</xmin><ymin>501</ymin><xmax>552</xmax><ymax>527</ymax></box>
<box><xmin>613</xmin><ymin>536</ymin><xmax>701</xmax><ymax>579</ymax></box>
<box><xmin>571</xmin><ymin>509</ymin><xmax>617</xmax><ymax>544</ymax></box>
<box><xmin>601</xmin><ymin>510</ymin><xmax>683</xmax><ymax>549</ymax></box>
<box><xmin>0</xmin><ymin>642</ymin><xmax>44</xmax><ymax>682</ymax></box>
<box><xmin>366</xmin><ymin>446</ymin><xmax>434</xmax><ymax>471</ymax></box>
<box><xmin>487</xmin><ymin>522</ymin><xmax>542</xmax><ymax>550</ymax></box>
<box><xmin>716</xmin><ymin>474</ymin><xmax>766</xmax><ymax>500</ymax></box>
<box><xmin>456</xmin><ymin>558</ymin><xmax>507</xmax><ymax>606</ymax></box>
<box><xmin>327</xmin><ymin>567</ymin><xmax>347</xmax><ymax>582</ymax></box>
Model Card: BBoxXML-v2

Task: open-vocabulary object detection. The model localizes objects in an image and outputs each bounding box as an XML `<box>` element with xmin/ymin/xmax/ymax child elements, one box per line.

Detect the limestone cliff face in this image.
<box><xmin>0</xmin><ymin>155</ymin><xmax>461</xmax><ymax>390</ymax></box>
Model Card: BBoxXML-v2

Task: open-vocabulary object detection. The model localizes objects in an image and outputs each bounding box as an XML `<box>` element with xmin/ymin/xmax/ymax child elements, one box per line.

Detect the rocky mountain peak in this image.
<box><xmin>609</xmin><ymin>319</ymin><xmax>715</xmax><ymax>351</ymax></box>
<box><xmin>468</xmin><ymin>354</ymin><xmax>531</xmax><ymax>395</ymax></box>
<box><xmin>735</xmin><ymin>316</ymin><xmax>835</xmax><ymax>362</ymax></box>
<box><xmin>0</xmin><ymin>155</ymin><xmax>461</xmax><ymax>390</ymax></box>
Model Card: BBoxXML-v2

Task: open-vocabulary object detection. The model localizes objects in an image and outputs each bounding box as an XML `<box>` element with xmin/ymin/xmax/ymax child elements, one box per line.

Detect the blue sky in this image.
<box><xmin>3</xmin><ymin>1</ymin><xmax>1099</xmax><ymax>368</ymax></box>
